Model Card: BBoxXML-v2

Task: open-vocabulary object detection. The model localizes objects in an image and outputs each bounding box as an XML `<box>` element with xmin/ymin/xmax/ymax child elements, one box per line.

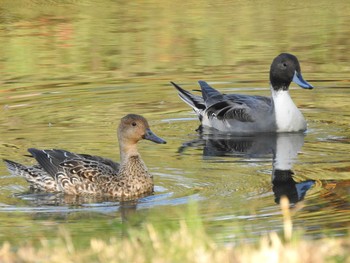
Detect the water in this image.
<box><xmin>0</xmin><ymin>0</ymin><xmax>350</xmax><ymax>246</ymax></box>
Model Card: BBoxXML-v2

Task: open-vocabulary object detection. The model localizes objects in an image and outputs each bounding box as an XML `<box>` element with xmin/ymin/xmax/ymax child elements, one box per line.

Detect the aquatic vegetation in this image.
<box><xmin>0</xmin><ymin>199</ymin><xmax>348</xmax><ymax>263</ymax></box>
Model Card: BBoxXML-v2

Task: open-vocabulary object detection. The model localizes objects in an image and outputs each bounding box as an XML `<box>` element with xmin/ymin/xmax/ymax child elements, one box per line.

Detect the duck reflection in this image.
<box><xmin>271</xmin><ymin>134</ymin><xmax>315</xmax><ymax>204</ymax></box>
<box><xmin>180</xmin><ymin>131</ymin><xmax>315</xmax><ymax>204</ymax></box>
<box><xmin>14</xmin><ymin>191</ymin><xmax>140</xmax><ymax>224</ymax></box>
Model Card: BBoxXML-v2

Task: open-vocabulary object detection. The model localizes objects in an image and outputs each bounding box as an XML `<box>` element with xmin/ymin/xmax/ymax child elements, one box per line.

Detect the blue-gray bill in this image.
<box><xmin>292</xmin><ymin>71</ymin><xmax>314</xmax><ymax>89</ymax></box>
<box><xmin>144</xmin><ymin>129</ymin><xmax>167</xmax><ymax>144</ymax></box>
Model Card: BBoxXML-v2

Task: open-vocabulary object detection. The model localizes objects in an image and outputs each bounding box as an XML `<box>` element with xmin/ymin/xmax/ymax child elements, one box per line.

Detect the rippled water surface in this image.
<box><xmin>0</xmin><ymin>0</ymin><xmax>349</xmax><ymax>246</ymax></box>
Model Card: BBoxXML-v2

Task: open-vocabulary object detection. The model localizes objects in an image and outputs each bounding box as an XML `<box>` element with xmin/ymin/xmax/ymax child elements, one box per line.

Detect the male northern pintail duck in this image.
<box><xmin>3</xmin><ymin>114</ymin><xmax>166</xmax><ymax>199</ymax></box>
<box><xmin>171</xmin><ymin>53</ymin><xmax>314</xmax><ymax>133</ymax></box>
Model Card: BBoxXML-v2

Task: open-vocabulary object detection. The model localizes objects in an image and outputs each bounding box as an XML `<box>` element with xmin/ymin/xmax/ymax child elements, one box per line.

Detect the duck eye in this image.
<box><xmin>282</xmin><ymin>62</ymin><xmax>287</xmax><ymax>67</ymax></box>
<box><xmin>132</xmin><ymin>122</ymin><xmax>137</xmax><ymax>126</ymax></box>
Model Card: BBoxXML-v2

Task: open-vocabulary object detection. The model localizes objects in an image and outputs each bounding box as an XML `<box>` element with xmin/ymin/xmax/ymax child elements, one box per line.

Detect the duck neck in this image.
<box><xmin>118</xmin><ymin>141</ymin><xmax>149</xmax><ymax>180</ymax></box>
<box><xmin>271</xmin><ymin>86</ymin><xmax>306</xmax><ymax>132</ymax></box>
<box><xmin>119</xmin><ymin>142</ymin><xmax>140</xmax><ymax>165</ymax></box>
<box><xmin>271</xmin><ymin>86</ymin><xmax>293</xmax><ymax>103</ymax></box>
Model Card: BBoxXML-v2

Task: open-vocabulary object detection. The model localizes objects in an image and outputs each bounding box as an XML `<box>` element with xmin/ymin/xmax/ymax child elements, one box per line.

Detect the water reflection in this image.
<box><xmin>6</xmin><ymin>186</ymin><xmax>201</xmax><ymax>222</ymax></box>
<box><xmin>0</xmin><ymin>0</ymin><xmax>349</xmax><ymax>246</ymax></box>
<box><xmin>271</xmin><ymin>134</ymin><xmax>315</xmax><ymax>204</ymax></box>
<box><xmin>180</xmin><ymin>131</ymin><xmax>315</xmax><ymax>204</ymax></box>
<box><xmin>10</xmin><ymin>191</ymin><xmax>144</xmax><ymax>223</ymax></box>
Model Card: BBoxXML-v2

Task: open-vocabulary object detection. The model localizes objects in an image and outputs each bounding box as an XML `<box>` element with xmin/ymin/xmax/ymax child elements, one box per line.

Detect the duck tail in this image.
<box><xmin>4</xmin><ymin>157</ymin><xmax>58</xmax><ymax>192</ymax></box>
<box><xmin>3</xmin><ymin>159</ymin><xmax>28</xmax><ymax>176</ymax></box>
<box><xmin>170</xmin><ymin>81</ymin><xmax>206</xmax><ymax>119</ymax></box>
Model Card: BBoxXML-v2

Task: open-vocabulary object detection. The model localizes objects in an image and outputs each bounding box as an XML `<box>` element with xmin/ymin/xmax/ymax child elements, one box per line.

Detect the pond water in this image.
<box><xmin>0</xmin><ymin>0</ymin><xmax>349</xmax><ymax>246</ymax></box>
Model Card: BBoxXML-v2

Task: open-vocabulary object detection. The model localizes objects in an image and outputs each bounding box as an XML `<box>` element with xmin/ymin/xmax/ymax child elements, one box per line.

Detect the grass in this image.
<box><xmin>0</xmin><ymin>198</ymin><xmax>349</xmax><ymax>263</ymax></box>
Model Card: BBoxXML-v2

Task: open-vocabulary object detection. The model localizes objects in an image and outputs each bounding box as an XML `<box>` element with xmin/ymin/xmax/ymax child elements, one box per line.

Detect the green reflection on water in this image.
<box><xmin>0</xmin><ymin>0</ymin><xmax>350</xmax><ymax>247</ymax></box>
<box><xmin>0</xmin><ymin>0</ymin><xmax>350</xmax><ymax>81</ymax></box>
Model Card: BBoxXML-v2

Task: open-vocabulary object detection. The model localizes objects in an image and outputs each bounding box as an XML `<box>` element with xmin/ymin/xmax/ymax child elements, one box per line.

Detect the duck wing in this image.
<box><xmin>28</xmin><ymin>148</ymin><xmax>76</xmax><ymax>177</ymax></box>
<box><xmin>59</xmin><ymin>158</ymin><xmax>118</xmax><ymax>183</ymax></box>
<box><xmin>198</xmin><ymin>80</ymin><xmax>225</xmax><ymax>107</ymax></box>
<box><xmin>206</xmin><ymin>100</ymin><xmax>255</xmax><ymax>122</ymax></box>
<box><xmin>199</xmin><ymin>81</ymin><xmax>272</xmax><ymax>123</ymax></box>
<box><xmin>77</xmin><ymin>154</ymin><xmax>120</xmax><ymax>171</ymax></box>
<box><xmin>28</xmin><ymin>148</ymin><xmax>119</xmax><ymax>179</ymax></box>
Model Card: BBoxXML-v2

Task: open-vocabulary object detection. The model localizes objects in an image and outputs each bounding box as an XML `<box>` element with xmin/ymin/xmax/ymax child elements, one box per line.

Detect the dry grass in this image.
<box><xmin>0</xmin><ymin>198</ymin><xmax>349</xmax><ymax>263</ymax></box>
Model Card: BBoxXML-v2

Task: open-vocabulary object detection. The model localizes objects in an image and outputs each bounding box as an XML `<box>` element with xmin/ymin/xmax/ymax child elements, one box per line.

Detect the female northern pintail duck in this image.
<box><xmin>4</xmin><ymin>114</ymin><xmax>166</xmax><ymax>199</ymax></box>
<box><xmin>171</xmin><ymin>53</ymin><xmax>314</xmax><ymax>133</ymax></box>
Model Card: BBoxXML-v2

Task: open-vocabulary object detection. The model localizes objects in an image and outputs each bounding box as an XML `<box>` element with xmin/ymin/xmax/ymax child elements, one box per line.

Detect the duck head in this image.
<box><xmin>118</xmin><ymin>114</ymin><xmax>166</xmax><ymax>145</ymax></box>
<box><xmin>270</xmin><ymin>53</ymin><xmax>314</xmax><ymax>91</ymax></box>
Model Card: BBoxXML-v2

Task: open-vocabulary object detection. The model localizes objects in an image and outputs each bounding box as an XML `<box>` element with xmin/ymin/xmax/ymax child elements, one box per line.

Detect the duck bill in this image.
<box><xmin>292</xmin><ymin>71</ymin><xmax>314</xmax><ymax>89</ymax></box>
<box><xmin>144</xmin><ymin>129</ymin><xmax>167</xmax><ymax>144</ymax></box>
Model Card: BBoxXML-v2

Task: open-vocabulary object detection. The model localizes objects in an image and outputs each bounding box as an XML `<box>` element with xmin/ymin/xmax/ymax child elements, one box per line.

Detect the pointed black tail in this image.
<box><xmin>170</xmin><ymin>81</ymin><xmax>206</xmax><ymax>118</ymax></box>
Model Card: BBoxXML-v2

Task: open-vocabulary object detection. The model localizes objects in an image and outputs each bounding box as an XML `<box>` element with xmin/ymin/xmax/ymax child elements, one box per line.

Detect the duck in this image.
<box><xmin>3</xmin><ymin>114</ymin><xmax>166</xmax><ymax>199</ymax></box>
<box><xmin>171</xmin><ymin>53</ymin><xmax>314</xmax><ymax>133</ymax></box>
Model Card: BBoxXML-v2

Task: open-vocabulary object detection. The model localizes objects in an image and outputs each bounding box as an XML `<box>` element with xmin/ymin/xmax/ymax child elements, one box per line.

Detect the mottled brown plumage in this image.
<box><xmin>4</xmin><ymin>114</ymin><xmax>166</xmax><ymax>199</ymax></box>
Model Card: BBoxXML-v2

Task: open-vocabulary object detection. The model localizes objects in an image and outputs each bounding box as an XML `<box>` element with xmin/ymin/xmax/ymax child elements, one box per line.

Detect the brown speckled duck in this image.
<box><xmin>3</xmin><ymin>114</ymin><xmax>166</xmax><ymax>199</ymax></box>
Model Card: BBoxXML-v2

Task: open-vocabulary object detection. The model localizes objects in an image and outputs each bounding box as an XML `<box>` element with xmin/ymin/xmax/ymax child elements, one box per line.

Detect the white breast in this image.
<box><xmin>271</xmin><ymin>89</ymin><xmax>307</xmax><ymax>132</ymax></box>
